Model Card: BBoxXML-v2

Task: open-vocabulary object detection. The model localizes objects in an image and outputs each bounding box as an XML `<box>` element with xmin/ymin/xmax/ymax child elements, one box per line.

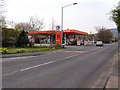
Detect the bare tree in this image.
<box><xmin>50</xmin><ymin>17</ymin><xmax>56</xmax><ymax>46</ymax></box>
<box><xmin>0</xmin><ymin>0</ymin><xmax>6</xmax><ymax>15</ymax></box>
<box><xmin>14</xmin><ymin>23</ymin><xmax>22</xmax><ymax>31</ymax></box>
<box><xmin>0</xmin><ymin>15</ymin><xmax>7</xmax><ymax>28</ymax></box>
<box><xmin>51</xmin><ymin>17</ymin><xmax>56</xmax><ymax>30</ymax></box>
<box><xmin>96</xmin><ymin>26</ymin><xmax>113</xmax><ymax>41</ymax></box>
<box><xmin>29</xmin><ymin>17</ymin><xmax>44</xmax><ymax>31</ymax></box>
<box><xmin>7</xmin><ymin>20</ymin><xmax>16</xmax><ymax>29</ymax></box>
<box><xmin>14</xmin><ymin>17</ymin><xmax>45</xmax><ymax>31</ymax></box>
<box><xmin>15</xmin><ymin>22</ymin><xmax>33</xmax><ymax>31</ymax></box>
<box><xmin>20</xmin><ymin>22</ymin><xmax>33</xmax><ymax>31</ymax></box>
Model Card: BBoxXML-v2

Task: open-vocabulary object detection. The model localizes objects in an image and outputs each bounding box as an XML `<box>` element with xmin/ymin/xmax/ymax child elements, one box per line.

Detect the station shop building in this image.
<box><xmin>28</xmin><ymin>29</ymin><xmax>88</xmax><ymax>45</ymax></box>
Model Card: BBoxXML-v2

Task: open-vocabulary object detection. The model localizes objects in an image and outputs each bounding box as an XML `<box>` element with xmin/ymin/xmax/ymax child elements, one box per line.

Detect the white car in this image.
<box><xmin>96</xmin><ymin>41</ymin><xmax>103</xmax><ymax>46</ymax></box>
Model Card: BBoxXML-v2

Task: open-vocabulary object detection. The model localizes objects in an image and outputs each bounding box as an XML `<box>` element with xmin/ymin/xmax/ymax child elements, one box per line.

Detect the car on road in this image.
<box><xmin>96</xmin><ymin>41</ymin><xmax>103</xmax><ymax>46</ymax></box>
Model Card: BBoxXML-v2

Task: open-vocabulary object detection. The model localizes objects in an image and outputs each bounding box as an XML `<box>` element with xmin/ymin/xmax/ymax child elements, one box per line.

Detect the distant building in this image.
<box><xmin>109</xmin><ymin>28</ymin><xmax>118</xmax><ymax>39</ymax></box>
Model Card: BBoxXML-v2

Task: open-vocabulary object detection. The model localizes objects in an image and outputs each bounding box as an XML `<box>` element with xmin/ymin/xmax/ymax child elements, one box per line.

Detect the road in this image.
<box><xmin>2</xmin><ymin>43</ymin><xmax>118</xmax><ymax>88</ymax></box>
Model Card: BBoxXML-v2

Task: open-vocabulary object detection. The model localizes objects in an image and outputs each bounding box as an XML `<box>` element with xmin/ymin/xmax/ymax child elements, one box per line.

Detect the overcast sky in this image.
<box><xmin>5</xmin><ymin>0</ymin><xmax>119</xmax><ymax>33</ymax></box>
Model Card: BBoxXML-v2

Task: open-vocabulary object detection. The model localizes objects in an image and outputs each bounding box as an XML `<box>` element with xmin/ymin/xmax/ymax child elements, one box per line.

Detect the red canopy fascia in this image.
<box><xmin>28</xmin><ymin>29</ymin><xmax>88</xmax><ymax>35</ymax></box>
<box><xmin>63</xmin><ymin>29</ymin><xmax>88</xmax><ymax>35</ymax></box>
<box><xmin>28</xmin><ymin>30</ymin><xmax>56</xmax><ymax>35</ymax></box>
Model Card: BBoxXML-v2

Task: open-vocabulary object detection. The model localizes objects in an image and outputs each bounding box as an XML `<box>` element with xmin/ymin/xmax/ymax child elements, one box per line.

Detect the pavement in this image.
<box><xmin>105</xmin><ymin>44</ymin><xmax>119</xmax><ymax>89</ymax></box>
<box><xmin>2</xmin><ymin>44</ymin><xmax>119</xmax><ymax>88</ymax></box>
<box><xmin>105</xmin><ymin>50</ymin><xmax>119</xmax><ymax>89</ymax></box>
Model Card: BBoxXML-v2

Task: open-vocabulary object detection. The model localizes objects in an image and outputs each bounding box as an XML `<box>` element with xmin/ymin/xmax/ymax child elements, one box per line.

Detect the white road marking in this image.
<box><xmin>63</xmin><ymin>51</ymin><xmax>87</xmax><ymax>53</ymax></box>
<box><xmin>3</xmin><ymin>71</ymin><xmax>18</xmax><ymax>76</ymax></box>
<box><xmin>3</xmin><ymin>54</ymin><xmax>79</xmax><ymax>76</ymax></box>
<box><xmin>2</xmin><ymin>56</ymin><xmax>37</xmax><ymax>62</ymax></box>
<box><xmin>20</xmin><ymin>61</ymin><xmax>55</xmax><ymax>71</ymax></box>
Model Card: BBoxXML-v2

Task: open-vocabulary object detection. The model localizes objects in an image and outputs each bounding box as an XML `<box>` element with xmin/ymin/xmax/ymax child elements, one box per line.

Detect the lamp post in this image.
<box><xmin>61</xmin><ymin>3</ymin><xmax>77</xmax><ymax>46</ymax></box>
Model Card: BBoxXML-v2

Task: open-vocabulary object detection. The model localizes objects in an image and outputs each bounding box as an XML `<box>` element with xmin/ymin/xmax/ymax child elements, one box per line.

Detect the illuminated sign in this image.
<box><xmin>55</xmin><ymin>31</ymin><xmax>61</xmax><ymax>44</ymax></box>
<box><xmin>56</xmin><ymin>26</ymin><xmax>60</xmax><ymax>30</ymax></box>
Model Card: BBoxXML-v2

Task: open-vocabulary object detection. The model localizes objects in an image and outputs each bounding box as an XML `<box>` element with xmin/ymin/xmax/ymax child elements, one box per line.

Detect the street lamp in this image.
<box><xmin>73</xmin><ymin>3</ymin><xmax>77</xmax><ymax>5</ymax></box>
<box><xmin>61</xmin><ymin>3</ymin><xmax>77</xmax><ymax>46</ymax></box>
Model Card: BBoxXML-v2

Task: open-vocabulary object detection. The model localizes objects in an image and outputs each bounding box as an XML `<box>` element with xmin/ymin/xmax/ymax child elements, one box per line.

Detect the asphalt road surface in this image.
<box><xmin>2</xmin><ymin>43</ymin><xmax>118</xmax><ymax>88</ymax></box>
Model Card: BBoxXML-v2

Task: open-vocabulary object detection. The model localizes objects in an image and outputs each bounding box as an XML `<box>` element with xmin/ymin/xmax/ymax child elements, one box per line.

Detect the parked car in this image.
<box><xmin>90</xmin><ymin>41</ymin><xmax>94</xmax><ymax>44</ymax></box>
<box><xmin>80</xmin><ymin>41</ymin><xmax>84</xmax><ymax>45</ymax></box>
<box><xmin>96</xmin><ymin>41</ymin><xmax>103</xmax><ymax>46</ymax></box>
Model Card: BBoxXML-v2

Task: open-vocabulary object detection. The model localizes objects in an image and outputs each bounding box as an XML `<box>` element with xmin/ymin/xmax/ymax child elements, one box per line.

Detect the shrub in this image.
<box><xmin>0</xmin><ymin>48</ymin><xmax>8</xmax><ymax>54</ymax></box>
<box><xmin>54</xmin><ymin>44</ymin><xmax>63</xmax><ymax>48</ymax></box>
<box><xmin>16</xmin><ymin>48</ymin><xmax>25</xmax><ymax>53</ymax></box>
<box><xmin>2</xmin><ymin>28</ymin><xmax>21</xmax><ymax>47</ymax></box>
<box><xmin>15</xmin><ymin>30</ymin><xmax>29</xmax><ymax>47</ymax></box>
<box><xmin>102</xmin><ymin>41</ymin><xmax>110</xmax><ymax>43</ymax></box>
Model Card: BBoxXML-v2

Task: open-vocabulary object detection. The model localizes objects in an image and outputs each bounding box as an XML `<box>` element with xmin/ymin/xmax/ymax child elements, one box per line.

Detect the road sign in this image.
<box><xmin>56</xmin><ymin>26</ymin><xmax>60</xmax><ymax>30</ymax></box>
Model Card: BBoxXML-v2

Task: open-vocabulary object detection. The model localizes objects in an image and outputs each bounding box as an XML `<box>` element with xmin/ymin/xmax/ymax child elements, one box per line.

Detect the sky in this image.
<box><xmin>5</xmin><ymin>0</ymin><xmax>120</xmax><ymax>33</ymax></box>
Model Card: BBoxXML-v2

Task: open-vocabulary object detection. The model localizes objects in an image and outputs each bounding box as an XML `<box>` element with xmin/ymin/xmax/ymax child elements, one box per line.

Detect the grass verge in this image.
<box><xmin>4</xmin><ymin>46</ymin><xmax>61</xmax><ymax>54</ymax></box>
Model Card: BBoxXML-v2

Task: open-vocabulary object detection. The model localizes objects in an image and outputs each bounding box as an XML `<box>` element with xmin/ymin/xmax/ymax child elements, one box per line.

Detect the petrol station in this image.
<box><xmin>28</xmin><ymin>29</ymin><xmax>88</xmax><ymax>45</ymax></box>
